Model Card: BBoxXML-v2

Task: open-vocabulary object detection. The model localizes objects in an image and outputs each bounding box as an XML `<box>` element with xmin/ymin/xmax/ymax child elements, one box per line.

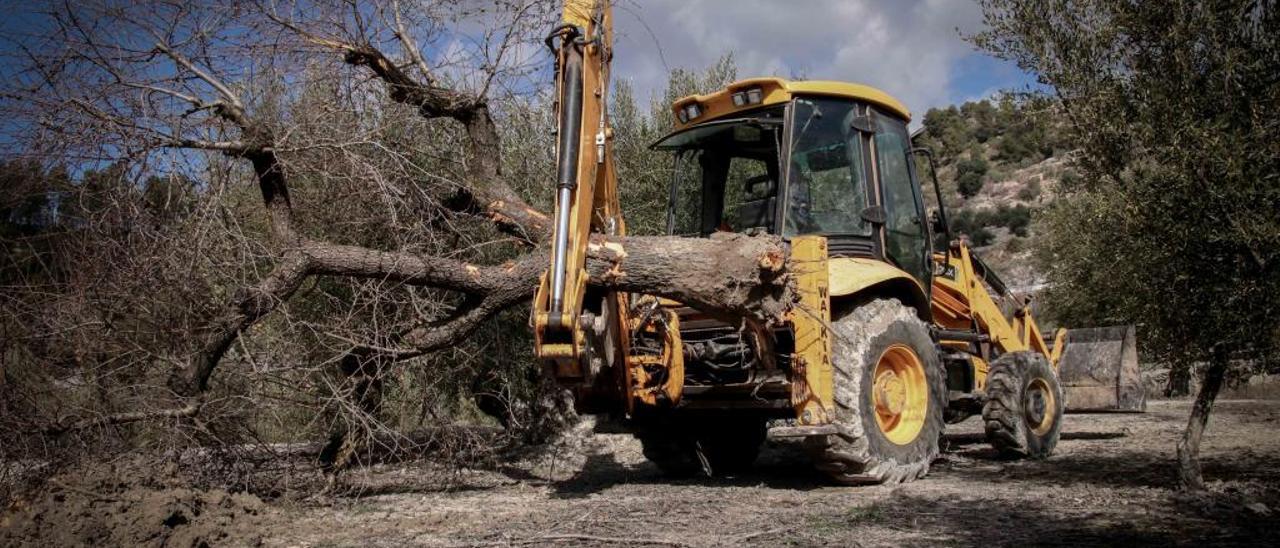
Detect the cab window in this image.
<box><xmin>784</xmin><ymin>98</ymin><xmax>871</xmax><ymax>237</ymax></box>
<box><xmin>874</xmin><ymin>113</ymin><xmax>929</xmax><ymax>282</ymax></box>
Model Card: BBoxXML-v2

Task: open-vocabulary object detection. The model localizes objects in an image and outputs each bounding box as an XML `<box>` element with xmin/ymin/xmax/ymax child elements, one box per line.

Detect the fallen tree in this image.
<box><xmin>0</xmin><ymin>1</ymin><xmax>796</xmax><ymax>462</ymax></box>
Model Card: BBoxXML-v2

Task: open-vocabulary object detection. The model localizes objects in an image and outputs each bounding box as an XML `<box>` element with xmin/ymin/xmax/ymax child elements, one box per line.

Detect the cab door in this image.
<box><xmin>872</xmin><ymin>111</ymin><xmax>931</xmax><ymax>285</ymax></box>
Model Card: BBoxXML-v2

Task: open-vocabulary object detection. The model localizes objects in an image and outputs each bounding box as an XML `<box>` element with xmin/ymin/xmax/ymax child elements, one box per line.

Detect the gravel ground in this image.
<box><xmin>252</xmin><ymin>399</ymin><xmax>1280</xmax><ymax>547</ymax></box>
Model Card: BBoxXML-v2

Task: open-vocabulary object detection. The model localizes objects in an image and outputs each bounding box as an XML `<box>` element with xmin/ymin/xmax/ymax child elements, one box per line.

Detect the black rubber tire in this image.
<box><xmin>637</xmin><ymin>428</ymin><xmax>701</xmax><ymax>478</ymax></box>
<box><xmin>806</xmin><ymin>298</ymin><xmax>946</xmax><ymax>485</ymax></box>
<box><xmin>636</xmin><ymin>418</ymin><xmax>765</xmax><ymax>478</ymax></box>
<box><xmin>983</xmin><ymin>351</ymin><xmax>1064</xmax><ymax>459</ymax></box>
<box><xmin>696</xmin><ymin>419</ymin><xmax>766</xmax><ymax>476</ymax></box>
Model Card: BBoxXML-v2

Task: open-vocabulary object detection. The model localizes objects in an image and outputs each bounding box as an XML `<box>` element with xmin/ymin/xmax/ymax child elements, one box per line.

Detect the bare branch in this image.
<box><xmin>390</xmin><ymin>0</ymin><xmax>433</xmax><ymax>82</ymax></box>
<box><xmin>152</xmin><ymin>41</ymin><xmax>245</xmax><ymax>117</ymax></box>
<box><xmin>163</xmin><ymin>139</ymin><xmax>259</xmax><ymax>154</ymax></box>
<box><xmin>172</xmin><ymin>250</ymin><xmax>313</xmax><ymax>396</ymax></box>
<box><xmin>45</xmin><ymin>399</ymin><xmax>203</xmax><ymax>435</ymax></box>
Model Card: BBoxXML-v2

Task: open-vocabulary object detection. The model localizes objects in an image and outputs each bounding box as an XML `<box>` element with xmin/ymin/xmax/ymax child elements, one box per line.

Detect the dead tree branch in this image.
<box><xmin>44</xmin><ymin>399</ymin><xmax>203</xmax><ymax>436</ymax></box>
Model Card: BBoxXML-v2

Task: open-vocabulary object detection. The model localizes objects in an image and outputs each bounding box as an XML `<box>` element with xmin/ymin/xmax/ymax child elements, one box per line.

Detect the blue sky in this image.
<box><xmin>609</xmin><ymin>0</ymin><xmax>1046</xmax><ymax>123</ymax></box>
<box><xmin>0</xmin><ymin>0</ymin><xmax>1049</xmax><ymax>161</ymax></box>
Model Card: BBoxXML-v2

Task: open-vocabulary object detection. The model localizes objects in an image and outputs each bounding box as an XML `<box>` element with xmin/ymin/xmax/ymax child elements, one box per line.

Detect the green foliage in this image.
<box><xmin>948</xmin><ymin>204</ymin><xmax>1033</xmax><ymax>246</ymax></box>
<box><xmin>967</xmin><ymin>225</ymin><xmax>996</xmax><ymax>247</ymax></box>
<box><xmin>919</xmin><ymin>105</ymin><xmax>969</xmax><ymax>160</ymax></box>
<box><xmin>976</xmin><ymin>0</ymin><xmax>1280</xmax><ymax>367</ymax></box>
<box><xmin>917</xmin><ymin>95</ymin><xmax>1062</xmax><ymax>168</ymax></box>
<box><xmin>1059</xmin><ymin>169</ymin><xmax>1081</xmax><ymax>188</ymax></box>
<box><xmin>992</xmin><ymin>95</ymin><xmax>1058</xmax><ymax>164</ymax></box>
<box><xmin>956</xmin><ymin>156</ymin><xmax>990</xmax><ymax>198</ymax></box>
<box><xmin>997</xmin><ymin>204</ymin><xmax>1032</xmax><ymax>237</ymax></box>
<box><xmin>614</xmin><ymin>54</ymin><xmax>739</xmax><ymax>235</ymax></box>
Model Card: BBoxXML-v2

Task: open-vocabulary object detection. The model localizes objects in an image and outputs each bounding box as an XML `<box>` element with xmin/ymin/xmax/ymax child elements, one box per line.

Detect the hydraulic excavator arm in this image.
<box><xmin>533</xmin><ymin>1</ymin><xmax>690</xmax><ymax>417</ymax></box>
<box><xmin>533</xmin><ymin>1</ymin><xmax>637</xmax><ymax>391</ymax></box>
<box><xmin>917</xmin><ymin>147</ymin><xmax>1142</xmax><ymax>411</ymax></box>
<box><xmin>928</xmin><ymin>240</ymin><xmax>1143</xmax><ymax>411</ymax></box>
<box><xmin>930</xmin><ymin>241</ymin><xmax>1064</xmax><ymax>389</ymax></box>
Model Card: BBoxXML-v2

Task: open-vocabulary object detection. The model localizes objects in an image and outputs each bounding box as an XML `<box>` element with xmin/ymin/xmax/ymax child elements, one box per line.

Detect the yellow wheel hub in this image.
<box><xmin>1025</xmin><ymin>377</ymin><xmax>1056</xmax><ymax>436</ymax></box>
<box><xmin>872</xmin><ymin>344</ymin><xmax>928</xmax><ymax>445</ymax></box>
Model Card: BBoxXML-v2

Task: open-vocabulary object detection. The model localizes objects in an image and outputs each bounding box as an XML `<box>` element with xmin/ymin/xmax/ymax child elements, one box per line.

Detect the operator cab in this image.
<box><xmin>652</xmin><ymin>78</ymin><xmax>931</xmax><ymax>284</ymax></box>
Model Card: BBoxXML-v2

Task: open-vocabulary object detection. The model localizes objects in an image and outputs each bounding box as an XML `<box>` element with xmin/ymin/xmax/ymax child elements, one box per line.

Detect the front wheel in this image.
<box><xmin>806</xmin><ymin>298</ymin><xmax>946</xmax><ymax>485</ymax></box>
<box><xmin>983</xmin><ymin>351</ymin><xmax>1064</xmax><ymax>458</ymax></box>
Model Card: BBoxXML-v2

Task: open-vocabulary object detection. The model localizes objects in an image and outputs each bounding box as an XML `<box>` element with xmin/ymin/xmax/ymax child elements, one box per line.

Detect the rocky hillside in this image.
<box><xmin>914</xmin><ymin>95</ymin><xmax>1075</xmax><ymax>294</ymax></box>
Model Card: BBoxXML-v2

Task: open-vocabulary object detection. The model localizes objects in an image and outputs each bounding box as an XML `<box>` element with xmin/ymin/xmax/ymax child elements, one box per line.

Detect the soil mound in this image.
<box><xmin>1</xmin><ymin>459</ymin><xmax>269</xmax><ymax>547</ymax></box>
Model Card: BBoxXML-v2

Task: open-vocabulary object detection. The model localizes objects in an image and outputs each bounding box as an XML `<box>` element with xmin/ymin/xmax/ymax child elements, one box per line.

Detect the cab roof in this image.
<box><xmin>669</xmin><ymin>77</ymin><xmax>911</xmax><ymax>131</ymax></box>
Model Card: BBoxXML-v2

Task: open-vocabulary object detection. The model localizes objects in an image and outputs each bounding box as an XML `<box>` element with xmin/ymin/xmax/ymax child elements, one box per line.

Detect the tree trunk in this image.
<box><xmin>1166</xmin><ymin>361</ymin><xmax>1192</xmax><ymax>397</ymax></box>
<box><xmin>1176</xmin><ymin>345</ymin><xmax>1229</xmax><ymax>490</ymax></box>
<box><xmin>318</xmin><ymin>350</ymin><xmax>387</xmax><ymax>474</ymax></box>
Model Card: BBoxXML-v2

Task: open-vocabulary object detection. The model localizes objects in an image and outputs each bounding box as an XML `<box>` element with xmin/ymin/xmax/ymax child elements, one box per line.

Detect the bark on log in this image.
<box><xmin>350</xmin><ymin>232</ymin><xmax>793</xmax><ymax>358</ymax></box>
<box><xmin>586</xmin><ymin>232</ymin><xmax>793</xmax><ymax>325</ymax></box>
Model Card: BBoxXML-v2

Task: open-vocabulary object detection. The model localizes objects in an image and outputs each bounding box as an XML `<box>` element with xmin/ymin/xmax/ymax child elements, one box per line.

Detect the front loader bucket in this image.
<box><xmin>1056</xmin><ymin>326</ymin><xmax>1145</xmax><ymax>412</ymax></box>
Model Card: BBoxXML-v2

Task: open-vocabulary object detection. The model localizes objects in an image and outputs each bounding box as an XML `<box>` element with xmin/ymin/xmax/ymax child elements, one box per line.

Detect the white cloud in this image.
<box><xmin>612</xmin><ymin>0</ymin><xmax>989</xmax><ymax>123</ymax></box>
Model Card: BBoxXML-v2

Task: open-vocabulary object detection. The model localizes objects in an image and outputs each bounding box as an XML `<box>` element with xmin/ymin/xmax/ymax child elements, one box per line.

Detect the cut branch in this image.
<box><xmin>442</xmin><ymin>185</ymin><xmax>551</xmax><ymax>244</ymax></box>
<box><xmin>339</xmin><ymin>233</ymin><xmax>794</xmax><ymax>359</ymax></box>
<box><xmin>305</xmin><ymin>241</ymin><xmax>518</xmax><ymax>295</ymax></box>
<box><xmin>342</xmin><ymin>45</ymin><xmax>482</xmax><ymax>121</ymax></box>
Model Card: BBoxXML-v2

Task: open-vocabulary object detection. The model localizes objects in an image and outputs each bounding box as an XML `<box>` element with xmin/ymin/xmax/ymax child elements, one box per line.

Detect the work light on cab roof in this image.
<box><xmin>667</xmin><ymin>77</ymin><xmax>912</xmax><ymax>130</ymax></box>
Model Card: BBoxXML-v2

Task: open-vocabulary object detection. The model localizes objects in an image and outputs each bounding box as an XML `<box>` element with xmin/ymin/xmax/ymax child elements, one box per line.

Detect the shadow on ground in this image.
<box><xmin>547</xmin><ymin>442</ymin><xmax>831</xmax><ymax>498</ymax></box>
<box><xmin>937</xmin><ymin>438</ymin><xmax>1280</xmax><ymax>491</ymax></box>
<box><xmin>799</xmin><ymin>493</ymin><xmax>1201</xmax><ymax>547</ymax></box>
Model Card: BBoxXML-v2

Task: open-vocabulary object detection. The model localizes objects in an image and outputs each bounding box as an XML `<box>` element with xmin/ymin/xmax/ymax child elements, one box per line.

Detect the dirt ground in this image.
<box><xmin>5</xmin><ymin>398</ymin><xmax>1280</xmax><ymax>547</ymax></box>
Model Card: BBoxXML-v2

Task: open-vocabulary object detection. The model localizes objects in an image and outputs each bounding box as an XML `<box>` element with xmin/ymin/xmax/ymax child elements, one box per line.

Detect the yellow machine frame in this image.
<box><xmin>669</xmin><ymin>78</ymin><xmax>911</xmax><ymax>131</ymax></box>
<box><xmin>533</xmin><ymin>1</ymin><xmax>1067</xmax><ymax>428</ymax></box>
<box><xmin>930</xmin><ymin>242</ymin><xmax>1066</xmax><ymax>390</ymax></box>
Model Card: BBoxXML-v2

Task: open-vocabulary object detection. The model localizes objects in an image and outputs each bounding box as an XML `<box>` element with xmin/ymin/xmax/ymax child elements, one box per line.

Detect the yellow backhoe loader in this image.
<box><xmin>533</xmin><ymin>0</ymin><xmax>1142</xmax><ymax>484</ymax></box>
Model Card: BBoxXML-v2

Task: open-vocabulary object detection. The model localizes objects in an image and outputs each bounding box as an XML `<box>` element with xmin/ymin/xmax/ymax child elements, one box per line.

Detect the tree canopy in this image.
<box><xmin>974</xmin><ymin>0</ymin><xmax>1280</xmax><ymax>487</ymax></box>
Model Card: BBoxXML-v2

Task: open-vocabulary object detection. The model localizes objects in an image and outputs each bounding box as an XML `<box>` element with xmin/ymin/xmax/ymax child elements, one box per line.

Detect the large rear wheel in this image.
<box><xmin>983</xmin><ymin>351</ymin><xmax>1064</xmax><ymax>458</ymax></box>
<box><xmin>807</xmin><ymin>298</ymin><xmax>945</xmax><ymax>484</ymax></box>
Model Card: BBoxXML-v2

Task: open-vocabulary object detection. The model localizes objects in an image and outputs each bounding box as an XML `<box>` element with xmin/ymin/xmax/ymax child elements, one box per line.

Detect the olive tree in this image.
<box><xmin>974</xmin><ymin>0</ymin><xmax>1280</xmax><ymax>489</ymax></box>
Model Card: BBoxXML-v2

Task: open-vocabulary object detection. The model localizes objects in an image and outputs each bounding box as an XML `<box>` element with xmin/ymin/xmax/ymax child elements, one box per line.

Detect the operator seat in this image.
<box><xmin>736</xmin><ymin>173</ymin><xmax>777</xmax><ymax>233</ymax></box>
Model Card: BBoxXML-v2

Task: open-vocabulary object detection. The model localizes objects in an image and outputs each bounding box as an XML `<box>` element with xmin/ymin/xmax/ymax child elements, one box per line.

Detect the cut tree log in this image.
<box><xmin>585</xmin><ymin>232</ymin><xmax>793</xmax><ymax>325</ymax></box>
